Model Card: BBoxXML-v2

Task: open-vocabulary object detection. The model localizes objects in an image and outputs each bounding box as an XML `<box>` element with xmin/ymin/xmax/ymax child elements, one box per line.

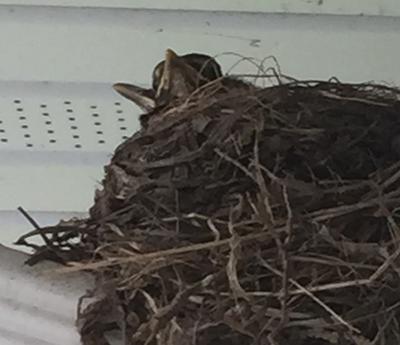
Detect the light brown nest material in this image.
<box><xmin>17</xmin><ymin>77</ymin><xmax>400</xmax><ymax>345</ymax></box>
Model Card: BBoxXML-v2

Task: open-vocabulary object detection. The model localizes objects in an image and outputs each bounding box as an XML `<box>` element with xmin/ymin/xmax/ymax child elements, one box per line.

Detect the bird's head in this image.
<box><xmin>113</xmin><ymin>49</ymin><xmax>223</xmax><ymax>112</ymax></box>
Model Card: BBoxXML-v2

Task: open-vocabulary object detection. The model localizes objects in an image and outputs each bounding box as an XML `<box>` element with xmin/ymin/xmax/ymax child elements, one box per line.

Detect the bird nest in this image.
<box><xmin>17</xmin><ymin>76</ymin><xmax>400</xmax><ymax>345</ymax></box>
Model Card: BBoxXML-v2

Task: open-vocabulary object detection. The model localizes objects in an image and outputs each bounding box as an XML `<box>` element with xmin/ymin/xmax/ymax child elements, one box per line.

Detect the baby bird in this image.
<box><xmin>113</xmin><ymin>49</ymin><xmax>223</xmax><ymax>113</ymax></box>
<box><xmin>152</xmin><ymin>50</ymin><xmax>223</xmax><ymax>101</ymax></box>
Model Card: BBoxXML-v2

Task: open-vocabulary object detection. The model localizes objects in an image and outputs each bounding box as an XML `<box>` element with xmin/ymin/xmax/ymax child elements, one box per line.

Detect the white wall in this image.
<box><xmin>0</xmin><ymin>5</ymin><xmax>400</xmax><ymax>84</ymax></box>
<box><xmin>1</xmin><ymin>3</ymin><xmax>400</xmax><ymax>250</ymax></box>
<box><xmin>0</xmin><ymin>0</ymin><xmax>400</xmax><ymax>16</ymax></box>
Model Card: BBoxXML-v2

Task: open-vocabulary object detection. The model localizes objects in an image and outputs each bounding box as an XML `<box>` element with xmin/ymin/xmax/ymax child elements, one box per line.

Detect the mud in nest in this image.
<box><xmin>17</xmin><ymin>78</ymin><xmax>400</xmax><ymax>345</ymax></box>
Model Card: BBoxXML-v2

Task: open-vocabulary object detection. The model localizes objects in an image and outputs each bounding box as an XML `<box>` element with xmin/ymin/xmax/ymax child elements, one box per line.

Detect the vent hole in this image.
<box><xmin>122</xmin><ymin>136</ymin><xmax>128</xmax><ymax>140</ymax></box>
<box><xmin>92</xmin><ymin>113</ymin><xmax>99</xmax><ymax>117</ymax></box>
<box><xmin>116</xmin><ymin>110</ymin><xmax>123</xmax><ymax>114</ymax></box>
<box><xmin>47</xmin><ymin>130</ymin><xmax>54</xmax><ymax>134</ymax></box>
<box><xmin>75</xmin><ymin>144</ymin><xmax>82</xmax><ymax>149</ymax></box>
<box><xmin>98</xmin><ymin>140</ymin><xmax>105</xmax><ymax>144</ymax></box>
<box><xmin>26</xmin><ymin>143</ymin><xmax>33</xmax><ymax>148</ymax></box>
<box><xmin>70</xmin><ymin>125</ymin><xmax>78</xmax><ymax>130</ymax></box>
<box><xmin>68</xmin><ymin>117</ymin><xmax>76</xmax><ymax>121</ymax></box>
<box><xmin>21</xmin><ymin>125</ymin><xmax>28</xmax><ymax>129</ymax></box>
<box><xmin>1</xmin><ymin>138</ymin><xmax>8</xmax><ymax>143</ymax></box>
<box><xmin>66</xmin><ymin>109</ymin><xmax>73</xmax><ymax>113</ymax></box>
<box><xmin>42</xmin><ymin>112</ymin><xmax>49</xmax><ymax>116</ymax></box>
<box><xmin>73</xmin><ymin>135</ymin><xmax>80</xmax><ymax>139</ymax></box>
<box><xmin>24</xmin><ymin>134</ymin><xmax>31</xmax><ymax>138</ymax></box>
<box><xmin>64</xmin><ymin>101</ymin><xmax>71</xmax><ymax>105</ymax></box>
<box><xmin>96</xmin><ymin>131</ymin><xmax>103</xmax><ymax>135</ymax></box>
<box><xmin>90</xmin><ymin>105</ymin><xmax>97</xmax><ymax>109</ymax></box>
<box><xmin>118</xmin><ymin>118</ymin><xmax>125</xmax><ymax>122</ymax></box>
<box><xmin>40</xmin><ymin>104</ymin><xmax>47</xmax><ymax>108</ymax></box>
<box><xmin>0</xmin><ymin>129</ymin><xmax>4</xmax><ymax>133</ymax></box>
<box><xmin>16</xmin><ymin>108</ymin><xmax>23</xmax><ymax>112</ymax></box>
<box><xmin>14</xmin><ymin>99</ymin><xmax>21</xmax><ymax>104</ymax></box>
<box><xmin>49</xmin><ymin>139</ymin><xmax>56</xmax><ymax>143</ymax></box>
<box><xmin>19</xmin><ymin>116</ymin><xmax>26</xmax><ymax>120</ymax></box>
<box><xmin>120</xmin><ymin>126</ymin><xmax>127</xmax><ymax>131</ymax></box>
<box><xmin>114</xmin><ymin>102</ymin><xmax>121</xmax><ymax>106</ymax></box>
<box><xmin>94</xmin><ymin>122</ymin><xmax>102</xmax><ymax>126</ymax></box>
<box><xmin>45</xmin><ymin>121</ymin><xmax>52</xmax><ymax>125</ymax></box>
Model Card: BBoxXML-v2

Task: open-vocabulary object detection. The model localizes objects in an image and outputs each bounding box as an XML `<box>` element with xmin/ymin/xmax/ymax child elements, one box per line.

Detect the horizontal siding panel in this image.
<box><xmin>0</xmin><ymin>6</ymin><xmax>399</xmax><ymax>85</ymax></box>
<box><xmin>0</xmin><ymin>0</ymin><xmax>399</xmax><ymax>17</ymax></box>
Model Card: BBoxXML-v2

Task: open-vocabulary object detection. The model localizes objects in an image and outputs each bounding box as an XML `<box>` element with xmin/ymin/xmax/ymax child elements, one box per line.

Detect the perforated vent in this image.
<box><xmin>0</xmin><ymin>82</ymin><xmax>141</xmax><ymax>152</ymax></box>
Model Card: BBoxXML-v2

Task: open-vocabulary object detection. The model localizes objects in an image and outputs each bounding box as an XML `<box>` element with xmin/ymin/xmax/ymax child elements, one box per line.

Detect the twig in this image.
<box><xmin>369</xmin><ymin>244</ymin><xmax>400</xmax><ymax>281</ymax></box>
<box><xmin>308</xmin><ymin>189</ymin><xmax>400</xmax><ymax>221</ymax></box>
<box><xmin>226</xmin><ymin>210</ymin><xmax>248</xmax><ymax>301</ymax></box>
<box><xmin>51</xmin><ymin>226</ymin><xmax>288</xmax><ymax>273</ymax></box>
<box><xmin>371</xmin><ymin>311</ymin><xmax>395</xmax><ymax>345</ymax></box>
<box><xmin>214</xmin><ymin>148</ymin><xmax>256</xmax><ymax>182</ymax></box>
<box><xmin>258</xmin><ymin>257</ymin><xmax>360</xmax><ymax>334</ymax></box>
<box><xmin>318</xmin><ymin>90</ymin><xmax>390</xmax><ymax>107</ymax></box>
<box><xmin>253</xmin><ymin>130</ymin><xmax>275</xmax><ymax>227</ymax></box>
<box><xmin>232</xmin><ymin>278</ymin><xmax>371</xmax><ymax>297</ymax></box>
<box><xmin>17</xmin><ymin>206</ymin><xmax>52</xmax><ymax>247</ymax></box>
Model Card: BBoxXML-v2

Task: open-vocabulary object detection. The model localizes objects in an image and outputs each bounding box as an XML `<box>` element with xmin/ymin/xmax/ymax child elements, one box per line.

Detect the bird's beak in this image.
<box><xmin>113</xmin><ymin>83</ymin><xmax>156</xmax><ymax>112</ymax></box>
<box><xmin>155</xmin><ymin>49</ymin><xmax>180</xmax><ymax>104</ymax></box>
